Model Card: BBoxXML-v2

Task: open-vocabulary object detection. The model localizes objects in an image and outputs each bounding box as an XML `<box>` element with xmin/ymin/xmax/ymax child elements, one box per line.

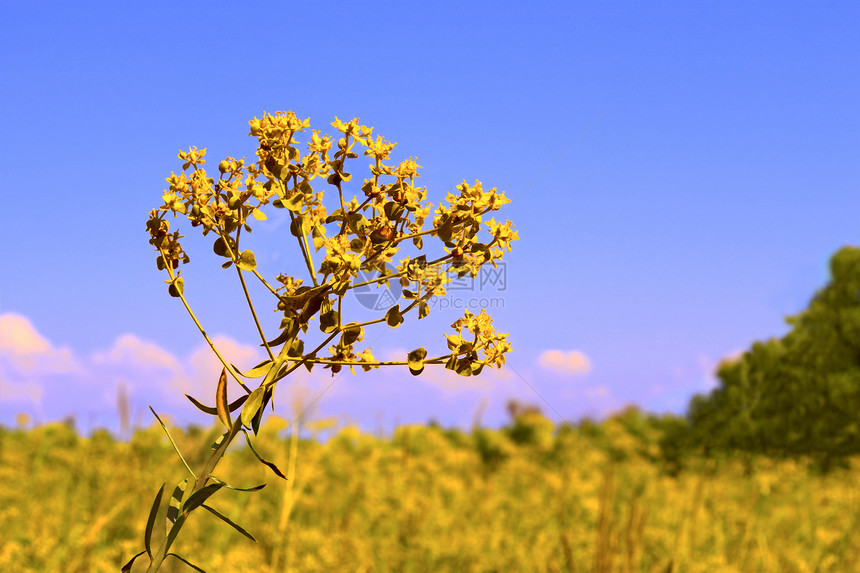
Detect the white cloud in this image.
<box><xmin>538</xmin><ymin>349</ymin><xmax>592</xmax><ymax>376</ymax></box>
<box><xmin>0</xmin><ymin>313</ymin><xmax>81</xmax><ymax>374</ymax></box>
<box><xmin>93</xmin><ymin>333</ymin><xmax>182</xmax><ymax>370</ymax></box>
<box><xmin>0</xmin><ymin>311</ymin><xmax>268</xmax><ymax>423</ymax></box>
<box><xmin>0</xmin><ymin>313</ymin><xmax>50</xmax><ymax>353</ymax></box>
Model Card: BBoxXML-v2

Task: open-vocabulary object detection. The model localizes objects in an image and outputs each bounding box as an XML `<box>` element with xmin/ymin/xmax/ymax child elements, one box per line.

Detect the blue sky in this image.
<box><xmin>1</xmin><ymin>1</ymin><xmax>858</xmax><ymax>434</ymax></box>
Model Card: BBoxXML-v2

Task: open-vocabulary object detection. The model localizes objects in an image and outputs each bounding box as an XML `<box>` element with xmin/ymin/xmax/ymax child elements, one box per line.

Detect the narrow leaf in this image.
<box><xmin>121</xmin><ymin>550</ymin><xmax>147</xmax><ymax>572</ymax></box>
<box><xmin>201</xmin><ymin>504</ymin><xmax>258</xmax><ymax>542</ymax></box>
<box><xmin>233</xmin><ymin>359</ymin><xmax>274</xmax><ymax>379</ymax></box>
<box><xmin>263</xmin><ymin>327</ymin><xmax>293</xmax><ymax>348</ymax></box>
<box><xmin>215</xmin><ymin>368</ymin><xmax>231</xmax><ymax>428</ymax></box>
<box><xmin>149</xmin><ymin>406</ymin><xmax>196</xmax><ymax>479</ymax></box>
<box><xmin>210</xmin><ymin>476</ymin><xmax>267</xmax><ymax>492</ymax></box>
<box><xmin>167</xmin><ymin>479</ymin><xmax>188</xmax><ymax>524</ymax></box>
<box><xmin>243</xmin><ymin>430</ymin><xmax>287</xmax><ymax>479</ymax></box>
<box><xmin>145</xmin><ymin>484</ymin><xmax>165</xmax><ymax>557</ymax></box>
<box><xmin>183</xmin><ymin>483</ymin><xmax>223</xmax><ymax>513</ymax></box>
<box><xmin>241</xmin><ymin>387</ymin><xmax>266</xmax><ymax>429</ymax></box>
<box><xmin>167</xmin><ymin>552</ymin><xmax>207</xmax><ymax>572</ymax></box>
<box><xmin>185</xmin><ymin>393</ymin><xmax>248</xmax><ymax>416</ymax></box>
<box><xmin>251</xmin><ymin>387</ymin><xmax>270</xmax><ymax>435</ymax></box>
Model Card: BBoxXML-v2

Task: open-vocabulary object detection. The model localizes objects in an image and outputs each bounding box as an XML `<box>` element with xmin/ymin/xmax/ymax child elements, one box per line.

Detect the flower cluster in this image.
<box><xmin>148</xmin><ymin>110</ymin><xmax>518</xmax><ymax>378</ymax></box>
<box><xmin>444</xmin><ymin>309</ymin><xmax>513</xmax><ymax>375</ymax></box>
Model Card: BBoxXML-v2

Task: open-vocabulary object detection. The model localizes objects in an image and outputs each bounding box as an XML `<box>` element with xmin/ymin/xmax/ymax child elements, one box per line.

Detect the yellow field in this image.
<box><xmin>1</xmin><ymin>410</ymin><xmax>857</xmax><ymax>572</ymax></box>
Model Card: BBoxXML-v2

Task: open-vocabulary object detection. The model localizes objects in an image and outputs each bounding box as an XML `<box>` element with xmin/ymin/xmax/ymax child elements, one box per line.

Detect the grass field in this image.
<box><xmin>1</xmin><ymin>408</ymin><xmax>857</xmax><ymax>572</ymax></box>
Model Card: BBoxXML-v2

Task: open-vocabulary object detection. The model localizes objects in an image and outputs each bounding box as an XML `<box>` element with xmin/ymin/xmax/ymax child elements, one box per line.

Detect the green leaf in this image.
<box><xmin>243</xmin><ymin>430</ymin><xmax>287</xmax><ymax>479</ymax></box>
<box><xmin>234</xmin><ymin>359</ymin><xmax>275</xmax><ymax>379</ymax></box>
<box><xmin>213</xmin><ymin>236</ymin><xmax>235</xmax><ymax>258</ymax></box>
<box><xmin>264</xmin><ymin>325</ymin><xmax>295</xmax><ymax>348</ymax></box>
<box><xmin>167</xmin><ymin>479</ymin><xmax>189</xmax><ymax>523</ymax></box>
<box><xmin>121</xmin><ymin>550</ymin><xmax>147</xmax><ymax>572</ymax></box>
<box><xmin>145</xmin><ymin>484</ymin><xmax>165</xmax><ymax>557</ymax></box>
<box><xmin>149</xmin><ymin>406</ymin><xmax>196</xmax><ymax>479</ymax></box>
<box><xmin>454</xmin><ymin>357</ymin><xmax>473</xmax><ymax>377</ymax></box>
<box><xmin>312</xmin><ymin>234</ymin><xmax>325</xmax><ymax>251</ymax></box>
<box><xmin>168</xmin><ymin>276</ymin><xmax>184</xmax><ymax>298</ymax></box>
<box><xmin>183</xmin><ymin>483</ymin><xmax>223</xmax><ymax>513</ymax></box>
<box><xmin>299</xmin><ymin>290</ymin><xmax>329</xmax><ymax>323</ymax></box>
<box><xmin>383</xmin><ymin>201</ymin><xmax>405</xmax><ymax>221</ymax></box>
<box><xmin>251</xmin><ymin>208</ymin><xmax>267</xmax><ymax>221</ymax></box>
<box><xmin>185</xmin><ymin>393</ymin><xmax>247</xmax><ymax>416</ymax></box>
<box><xmin>418</xmin><ymin>301</ymin><xmax>430</xmax><ymax>319</ymax></box>
<box><xmin>237</xmin><ymin>250</ymin><xmax>257</xmax><ymax>271</ymax></box>
<box><xmin>407</xmin><ymin>347</ymin><xmax>427</xmax><ymax>376</ymax></box>
<box><xmin>251</xmin><ymin>388</ymin><xmax>268</xmax><ymax>436</ymax></box>
<box><xmin>166</xmin><ymin>552</ymin><xmax>207</xmax><ymax>572</ymax></box>
<box><xmin>331</xmin><ymin>280</ymin><xmax>351</xmax><ymax>296</ymax></box>
<box><xmin>285</xmin><ymin>192</ymin><xmax>304</xmax><ymax>212</ymax></box>
<box><xmin>201</xmin><ymin>504</ymin><xmax>258</xmax><ymax>543</ymax></box>
<box><xmin>385</xmin><ymin>305</ymin><xmax>404</xmax><ymax>328</ymax></box>
<box><xmin>241</xmin><ymin>387</ymin><xmax>266</xmax><ymax>429</ymax></box>
<box><xmin>289</xmin><ymin>217</ymin><xmax>304</xmax><ymax>238</ymax></box>
<box><xmin>221</xmin><ymin>260</ymin><xmax>233</xmax><ymax>269</ymax></box>
<box><xmin>342</xmin><ymin>324</ymin><xmax>363</xmax><ymax>345</ymax></box>
<box><xmin>402</xmin><ymin>289</ymin><xmax>417</xmax><ymax>299</ymax></box>
<box><xmin>319</xmin><ymin>310</ymin><xmax>339</xmax><ymax>333</ymax></box>
<box><xmin>287</xmin><ymin>338</ymin><xmax>305</xmax><ymax>358</ymax></box>
<box><xmin>437</xmin><ymin>219</ymin><xmax>454</xmax><ymax>243</ymax></box>
<box><xmin>346</xmin><ymin>212</ymin><xmax>368</xmax><ymax>234</ymax></box>
<box><xmin>215</xmin><ymin>368</ymin><xmax>230</xmax><ymax>428</ymax></box>
<box><xmin>210</xmin><ymin>476</ymin><xmax>266</xmax><ymax>492</ymax></box>
<box><xmin>445</xmin><ymin>334</ymin><xmax>463</xmax><ymax>351</ymax></box>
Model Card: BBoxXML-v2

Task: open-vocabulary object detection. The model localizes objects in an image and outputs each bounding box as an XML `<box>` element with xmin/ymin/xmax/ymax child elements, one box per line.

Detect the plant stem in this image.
<box><xmin>237</xmin><ymin>267</ymin><xmax>275</xmax><ymax>360</ymax></box>
<box><xmin>145</xmin><ymin>417</ymin><xmax>244</xmax><ymax>572</ymax></box>
<box><xmin>161</xmin><ymin>249</ymin><xmax>250</xmax><ymax>394</ymax></box>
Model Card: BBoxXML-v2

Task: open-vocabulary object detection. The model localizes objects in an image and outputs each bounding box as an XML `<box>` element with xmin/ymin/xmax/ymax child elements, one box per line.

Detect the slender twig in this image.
<box><xmin>159</xmin><ymin>248</ymin><xmax>250</xmax><ymax>394</ymax></box>
<box><xmin>289</xmin><ymin>211</ymin><xmax>319</xmax><ymax>286</ymax></box>
<box><xmin>238</xmin><ymin>268</ymin><xmax>274</xmax><ymax>360</ymax></box>
<box><xmin>252</xmin><ymin>268</ymin><xmax>280</xmax><ymax>298</ymax></box>
<box><xmin>234</xmin><ymin>225</ymin><xmax>275</xmax><ymax>360</ymax></box>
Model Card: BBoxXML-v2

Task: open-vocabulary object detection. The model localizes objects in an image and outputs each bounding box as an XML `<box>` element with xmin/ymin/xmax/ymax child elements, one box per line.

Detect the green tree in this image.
<box><xmin>677</xmin><ymin>246</ymin><xmax>860</xmax><ymax>468</ymax></box>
